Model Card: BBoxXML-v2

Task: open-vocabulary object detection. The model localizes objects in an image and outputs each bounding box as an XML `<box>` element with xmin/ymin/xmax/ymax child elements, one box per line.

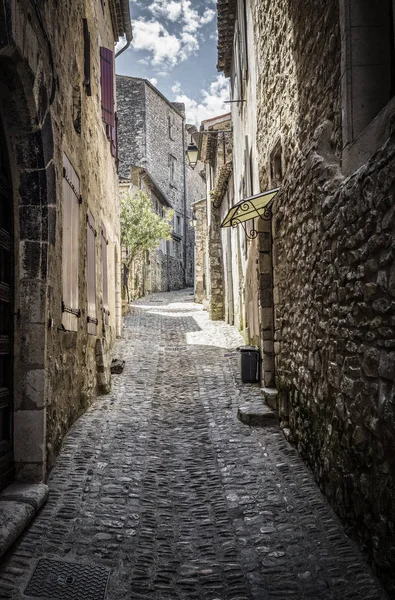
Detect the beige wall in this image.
<box><xmin>0</xmin><ymin>0</ymin><xmax>123</xmax><ymax>481</ymax></box>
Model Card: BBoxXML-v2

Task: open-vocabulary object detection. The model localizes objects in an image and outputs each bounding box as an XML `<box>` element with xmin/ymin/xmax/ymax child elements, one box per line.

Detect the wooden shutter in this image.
<box><xmin>100</xmin><ymin>47</ymin><xmax>114</xmax><ymax>127</ymax></box>
<box><xmin>86</xmin><ymin>209</ymin><xmax>97</xmax><ymax>335</ymax></box>
<box><xmin>101</xmin><ymin>222</ymin><xmax>109</xmax><ymax>325</ymax></box>
<box><xmin>83</xmin><ymin>19</ymin><xmax>91</xmax><ymax>96</ymax></box>
<box><xmin>62</xmin><ymin>154</ymin><xmax>80</xmax><ymax>332</ymax></box>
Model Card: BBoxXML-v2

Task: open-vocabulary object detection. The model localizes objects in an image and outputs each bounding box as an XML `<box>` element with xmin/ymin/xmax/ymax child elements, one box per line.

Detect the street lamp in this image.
<box><xmin>186</xmin><ymin>141</ymin><xmax>199</xmax><ymax>169</ymax></box>
<box><xmin>185</xmin><ymin>130</ymin><xmax>232</xmax><ymax>170</ymax></box>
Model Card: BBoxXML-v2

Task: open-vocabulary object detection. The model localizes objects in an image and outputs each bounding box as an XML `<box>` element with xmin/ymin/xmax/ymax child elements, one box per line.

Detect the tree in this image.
<box><xmin>120</xmin><ymin>189</ymin><xmax>173</xmax><ymax>301</ymax></box>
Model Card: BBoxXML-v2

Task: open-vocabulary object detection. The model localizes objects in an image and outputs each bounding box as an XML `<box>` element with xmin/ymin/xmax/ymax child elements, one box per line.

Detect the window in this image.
<box><xmin>169</xmin><ymin>154</ymin><xmax>176</xmax><ymax>185</ymax></box>
<box><xmin>244</xmin><ymin>136</ymin><xmax>253</xmax><ymax>196</ymax></box>
<box><xmin>168</xmin><ymin>113</ymin><xmax>174</xmax><ymax>139</ymax></box>
<box><xmin>176</xmin><ymin>215</ymin><xmax>181</xmax><ymax>235</ymax></box>
<box><xmin>83</xmin><ymin>19</ymin><xmax>91</xmax><ymax>96</ymax></box>
<box><xmin>340</xmin><ymin>0</ymin><xmax>395</xmax><ymax>145</ymax></box>
<box><xmin>86</xmin><ymin>209</ymin><xmax>97</xmax><ymax>335</ymax></box>
<box><xmin>237</xmin><ymin>0</ymin><xmax>248</xmax><ymax>83</ymax></box>
<box><xmin>62</xmin><ymin>154</ymin><xmax>80</xmax><ymax>332</ymax></box>
<box><xmin>269</xmin><ymin>140</ymin><xmax>283</xmax><ymax>187</ymax></box>
<box><xmin>101</xmin><ymin>222</ymin><xmax>109</xmax><ymax>326</ymax></box>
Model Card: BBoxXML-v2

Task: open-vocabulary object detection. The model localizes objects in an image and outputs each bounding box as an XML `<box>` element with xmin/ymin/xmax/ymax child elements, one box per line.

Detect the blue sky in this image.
<box><xmin>115</xmin><ymin>0</ymin><xmax>229</xmax><ymax>125</ymax></box>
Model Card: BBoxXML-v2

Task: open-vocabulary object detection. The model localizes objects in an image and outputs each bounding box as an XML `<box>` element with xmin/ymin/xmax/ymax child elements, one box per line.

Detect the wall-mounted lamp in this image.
<box><xmin>186</xmin><ymin>130</ymin><xmax>232</xmax><ymax>170</ymax></box>
<box><xmin>186</xmin><ymin>142</ymin><xmax>199</xmax><ymax>169</ymax></box>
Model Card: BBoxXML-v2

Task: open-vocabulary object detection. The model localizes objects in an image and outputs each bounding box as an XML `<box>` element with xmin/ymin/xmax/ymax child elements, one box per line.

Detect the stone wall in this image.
<box><xmin>0</xmin><ymin>0</ymin><xmax>124</xmax><ymax>481</ymax></box>
<box><xmin>251</xmin><ymin>0</ymin><xmax>395</xmax><ymax>592</ymax></box>
<box><xmin>117</xmin><ymin>77</ymin><xmax>146</xmax><ymax>180</ymax></box>
<box><xmin>192</xmin><ymin>199</ymin><xmax>207</xmax><ymax>303</ymax></box>
<box><xmin>186</xmin><ymin>161</ymin><xmax>206</xmax><ymax>288</ymax></box>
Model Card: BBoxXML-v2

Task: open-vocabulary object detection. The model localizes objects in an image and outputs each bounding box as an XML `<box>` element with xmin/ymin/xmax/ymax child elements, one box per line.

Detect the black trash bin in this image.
<box><xmin>239</xmin><ymin>345</ymin><xmax>261</xmax><ymax>383</ymax></box>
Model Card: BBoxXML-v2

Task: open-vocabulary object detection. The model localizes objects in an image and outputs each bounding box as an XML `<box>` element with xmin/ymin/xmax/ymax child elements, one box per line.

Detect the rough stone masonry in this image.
<box><xmin>0</xmin><ymin>290</ymin><xmax>387</xmax><ymax>600</ymax></box>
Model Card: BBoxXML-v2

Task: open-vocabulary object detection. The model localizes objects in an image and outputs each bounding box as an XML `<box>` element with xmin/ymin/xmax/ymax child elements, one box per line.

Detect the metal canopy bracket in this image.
<box><xmin>220</xmin><ymin>187</ymin><xmax>280</xmax><ymax>239</ymax></box>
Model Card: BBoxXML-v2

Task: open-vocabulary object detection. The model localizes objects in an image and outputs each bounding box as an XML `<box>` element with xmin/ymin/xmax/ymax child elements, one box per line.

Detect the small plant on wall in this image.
<box><xmin>120</xmin><ymin>189</ymin><xmax>173</xmax><ymax>302</ymax></box>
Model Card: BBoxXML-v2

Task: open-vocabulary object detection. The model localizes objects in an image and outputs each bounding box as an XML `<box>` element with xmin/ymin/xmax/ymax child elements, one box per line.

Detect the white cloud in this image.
<box><xmin>132</xmin><ymin>20</ymin><xmax>181</xmax><ymax>66</ymax></box>
<box><xmin>200</xmin><ymin>8</ymin><xmax>215</xmax><ymax>25</ymax></box>
<box><xmin>171</xmin><ymin>81</ymin><xmax>182</xmax><ymax>94</ymax></box>
<box><xmin>174</xmin><ymin>74</ymin><xmax>230</xmax><ymax>126</ymax></box>
<box><xmin>134</xmin><ymin>0</ymin><xmax>216</xmax><ymax>68</ymax></box>
<box><xmin>149</xmin><ymin>0</ymin><xmax>183</xmax><ymax>21</ymax></box>
<box><xmin>149</xmin><ymin>77</ymin><xmax>158</xmax><ymax>86</ymax></box>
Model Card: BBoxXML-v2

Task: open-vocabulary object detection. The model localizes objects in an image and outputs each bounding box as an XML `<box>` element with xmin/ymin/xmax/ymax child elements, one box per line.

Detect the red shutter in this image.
<box><xmin>101</xmin><ymin>222</ymin><xmax>109</xmax><ymax>325</ymax></box>
<box><xmin>100</xmin><ymin>47</ymin><xmax>114</xmax><ymax>127</ymax></box>
<box><xmin>86</xmin><ymin>209</ymin><xmax>97</xmax><ymax>335</ymax></box>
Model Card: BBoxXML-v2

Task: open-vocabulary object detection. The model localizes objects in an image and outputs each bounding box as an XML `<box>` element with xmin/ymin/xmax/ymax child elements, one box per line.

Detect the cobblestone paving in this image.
<box><xmin>0</xmin><ymin>290</ymin><xmax>388</xmax><ymax>600</ymax></box>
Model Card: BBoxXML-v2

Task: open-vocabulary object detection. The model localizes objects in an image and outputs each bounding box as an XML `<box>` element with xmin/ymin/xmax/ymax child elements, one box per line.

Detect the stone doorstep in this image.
<box><xmin>260</xmin><ymin>386</ymin><xmax>279</xmax><ymax>411</ymax></box>
<box><xmin>237</xmin><ymin>402</ymin><xmax>277</xmax><ymax>427</ymax></box>
<box><xmin>0</xmin><ymin>483</ymin><xmax>49</xmax><ymax>559</ymax></box>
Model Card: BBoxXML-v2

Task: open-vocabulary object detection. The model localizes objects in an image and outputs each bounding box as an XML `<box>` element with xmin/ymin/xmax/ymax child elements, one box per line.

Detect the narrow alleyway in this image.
<box><xmin>0</xmin><ymin>290</ymin><xmax>388</xmax><ymax>600</ymax></box>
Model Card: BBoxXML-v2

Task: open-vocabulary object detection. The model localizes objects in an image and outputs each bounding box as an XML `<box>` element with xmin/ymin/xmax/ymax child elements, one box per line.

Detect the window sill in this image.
<box><xmin>342</xmin><ymin>95</ymin><xmax>395</xmax><ymax>176</ymax></box>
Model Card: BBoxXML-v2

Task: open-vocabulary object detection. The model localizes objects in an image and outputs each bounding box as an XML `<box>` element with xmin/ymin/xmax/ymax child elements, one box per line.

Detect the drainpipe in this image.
<box><xmin>115</xmin><ymin>0</ymin><xmax>133</xmax><ymax>58</ymax></box>
<box><xmin>182</xmin><ymin>117</ymin><xmax>188</xmax><ymax>287</ymax></box>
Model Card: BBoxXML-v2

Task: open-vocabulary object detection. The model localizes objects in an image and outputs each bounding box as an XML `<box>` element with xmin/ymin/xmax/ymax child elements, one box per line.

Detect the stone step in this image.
<box><xmin>0</xmin><ymin>483</ymin><xmax>48</xmax><ymax>559</ymax></box>
<box><xmin>237</xmin><ymin>402</ymin><xmax>277</xmax><ymax>427</ymax></box>
<box><xmin>261</xmin><ymin>386</ymin><xmax>278</xmax><ymax>410</ymax></box>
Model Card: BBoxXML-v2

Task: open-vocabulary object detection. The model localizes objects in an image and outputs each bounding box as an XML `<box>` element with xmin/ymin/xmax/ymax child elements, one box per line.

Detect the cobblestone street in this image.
<box><xmin>0</xmin><ymin>290</ymin><xmax>388</xmax><ymax>600</ymax></box>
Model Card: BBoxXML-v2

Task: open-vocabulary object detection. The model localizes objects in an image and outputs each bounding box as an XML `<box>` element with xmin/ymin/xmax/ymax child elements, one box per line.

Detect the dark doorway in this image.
<box><xmin>0</xmin><ymin>118</ymin><xmax>14</xmax><ymax>491</ymax></box>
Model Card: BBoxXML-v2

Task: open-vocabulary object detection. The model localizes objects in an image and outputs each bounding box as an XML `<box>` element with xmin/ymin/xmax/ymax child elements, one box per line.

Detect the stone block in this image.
<box><xmin>20</xmin><ymin>324</ymin><xmax>46</xmax><ymax>367</ymax></box>
<box><xmin>18</xmin><ymin>169</ymin><xmax>47</xmax><ymax>205</ymax></box>
<box><xmin>20</xmin><ymin>280</ymin><xmax>46</xmax><ymax>324</ymax></box>
<box><xmin>0</xmin><ymin>501</ymin><xmax>34</xmax><ymax>559</ymax></box>
<box><xmin>1</xmin><ymin>482</ymin><xmax>48</xmax><ymax>510</ymax></box>
<box><xmin>20</xmin><ymin>241</ymin><xmax>41</xmax><ymax>279</ymax></box>
<box><xmin>378</xmin><ymin>351</ymin><xmax>395</xmax><ymax>380</ymax></box>
<box><xmin>261</xmin><ymin>387</ymin><xmax>278</xmax><ymax>410</ymax></box>
<box><xmin>14</xmin><ymin>409</ymin><xmax>46</xmax><ymax>464</ymax></box>
<box><xmin>20</xmin><ymin>369</ymin><xmax>45</xmax><ymax>409</ymax></box>
<box><xmin>362</xmin><ymin>347</ymin><xmax>379</xmax><ymax>378</ymax></box>
<box><xmin>237</xmin><ymin>402</ymin><xmax>277</xmax><ymax>427</ymax></box>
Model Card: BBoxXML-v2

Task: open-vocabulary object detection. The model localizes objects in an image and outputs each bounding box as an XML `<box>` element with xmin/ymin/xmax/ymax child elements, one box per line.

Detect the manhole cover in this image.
<box><xmin>24</xmin><ymin>558</ymin><xmax>110</xmax><ymax>600</ymax></box>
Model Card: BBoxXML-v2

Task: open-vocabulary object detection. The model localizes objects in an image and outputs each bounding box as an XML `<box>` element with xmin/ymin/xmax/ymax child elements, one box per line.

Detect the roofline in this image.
<box><xmin>116</xmin><ymin>74</ymin><xmax>185</xmax><ymax>119</ymax></box>
<box><xmin>130</xmin><ymin>166</ymin><xmax>172</xmax><ymax>208</ymax></box>
<box><xmin>201</xmin><ymin>112</ymin><xmax>232</xmax><ymax>127</ymax></box>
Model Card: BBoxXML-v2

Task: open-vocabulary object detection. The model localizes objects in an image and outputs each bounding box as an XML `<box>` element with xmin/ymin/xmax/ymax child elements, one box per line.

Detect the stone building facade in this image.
<box><xmin>217</xmin><ymin>0</ymin><xmax>395</xmax><ymax>594</ymax></box>
<box><xmin>0</xmin><ymin>0</ymin><xmax>130</xmax><ymax>490</ymax></box>
<box><xmin>117</xmin><ymin>76</ymin><xmax>192</xmax><ymax>293</ymax></box>
<box><xmin>120</xmin><ymin>167</ymin><xmax>174</xmax><ymax>301</ymax></box>
<box><xmin>196</xmin><ymin>114</ymin><xmax>233</xmax><ymax>321</ymax></box>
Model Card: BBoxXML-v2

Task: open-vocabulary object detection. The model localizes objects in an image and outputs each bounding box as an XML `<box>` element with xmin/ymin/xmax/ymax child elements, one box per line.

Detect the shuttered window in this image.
<box><xmin>100</xmin><ymin>47</ymin><xmax>114</xmax><ymax>127</ymax></box>
<box><xmin>83</xmin><ymin>19</ymin><xmax>91</xmax><ymax>96</ymax></box>
<box><xmin>62</xmin><ymin>154</ymin><xmax>81</xmax><ymax>332</ymax></box>
<box><xmin>86</xmin><ymin>209</ymin><xmax>97</xmax><ymax>335</ymax></box>
<box><xmin>101</xmin><ymin>222</ymin><xmax>109</xmax><ymax>326</ymax></box>
<box><xmin>107</xmin><ymin>113</ymin><xmax>117</xmax><ymax>156</ymax></box>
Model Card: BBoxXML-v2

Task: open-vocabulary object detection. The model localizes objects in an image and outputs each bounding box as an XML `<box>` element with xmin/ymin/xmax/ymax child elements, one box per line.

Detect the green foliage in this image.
<box><xmin>120</xmin><ymin>189</ymin><xmax>173</xmax><ymax>266</ymax></box>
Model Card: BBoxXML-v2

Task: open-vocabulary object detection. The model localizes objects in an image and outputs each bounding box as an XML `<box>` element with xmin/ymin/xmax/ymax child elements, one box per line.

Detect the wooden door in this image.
<box><xmin>0</xmin><ymin>119</ymin><xmax>14</xmax><ymax>491</ymax></box>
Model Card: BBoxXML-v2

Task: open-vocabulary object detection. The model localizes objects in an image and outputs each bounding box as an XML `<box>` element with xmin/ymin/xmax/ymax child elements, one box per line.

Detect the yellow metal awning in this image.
<box><xmin>220</xmin><ymin>188</ymin><xmax>280</xmax><ymax>228</ymax></box>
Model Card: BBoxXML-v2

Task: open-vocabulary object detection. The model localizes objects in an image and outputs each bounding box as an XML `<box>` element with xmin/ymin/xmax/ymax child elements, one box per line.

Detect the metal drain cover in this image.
<box><xmin>24</xmin><ymin>558</ymin><xmax>110</xmax><ymax>600</ymax></box>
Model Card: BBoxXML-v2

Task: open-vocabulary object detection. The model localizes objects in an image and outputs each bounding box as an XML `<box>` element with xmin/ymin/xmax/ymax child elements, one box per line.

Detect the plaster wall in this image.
<box><xmin>230</xmin><ymin>0</ymin><xmax>262</xmax><ymax>345</ymax></box>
